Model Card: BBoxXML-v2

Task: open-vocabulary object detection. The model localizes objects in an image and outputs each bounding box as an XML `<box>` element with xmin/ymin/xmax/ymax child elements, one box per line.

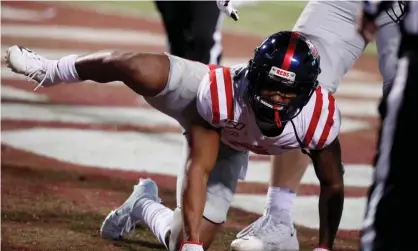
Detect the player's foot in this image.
<box><xmin>5</xmin><ymin>45</ymin><xmax>57</xmax><ymax>89</ymax></box>
<box><xmin>235</xmin><ymin>220</ymin><xmax>256</xmax><ymax>239</ymax></box>
<box><xmin>100</xmin><ymin>178</ymin><xmax>161</xmax><ymax>240</ymax></box>
<box><xmin>230</xmin><ymin>214</ymin><xmax>299</xmax><ymax>251</ymax></box>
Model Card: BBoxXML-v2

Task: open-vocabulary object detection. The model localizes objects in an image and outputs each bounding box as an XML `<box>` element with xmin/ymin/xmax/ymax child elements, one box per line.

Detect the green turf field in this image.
<box><xmin>66</xmin><ymin>1</ymin><xmax>377</xmax><ymax>55</ymax></box>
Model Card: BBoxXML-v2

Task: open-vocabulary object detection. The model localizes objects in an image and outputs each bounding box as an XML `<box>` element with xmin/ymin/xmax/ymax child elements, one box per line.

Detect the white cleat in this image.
<box><xmin>100</xmin><ymin>178</ymin><xmax>161</xmax><ymax>240</ymax></box>
<box><xmin>5</xmin><ymin>45</ymin><xmax>57</xmax><ymax>90</ymax></box>
<box><xmin>230</xmin><ymin>214</ymin><xmax>299</xmax><ymax>251</ymax></box>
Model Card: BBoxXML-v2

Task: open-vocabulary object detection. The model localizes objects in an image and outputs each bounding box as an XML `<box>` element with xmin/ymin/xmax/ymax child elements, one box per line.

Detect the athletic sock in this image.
<box><xmin>132</xmin><ymin>198</ymin><xmax>173</xmax><ymax>249</ymax></box>
<box><xmin>265</xmin><ymin>186</ymin><xmax>296</xmax><ymax>226</ymax></box>
<box><xmin>54</xmin><ymin>55</ymin><xmax>80</xmax><ymax>82</ymax></box>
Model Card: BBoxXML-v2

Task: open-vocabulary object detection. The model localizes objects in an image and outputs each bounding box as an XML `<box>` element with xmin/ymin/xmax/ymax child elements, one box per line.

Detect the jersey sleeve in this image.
<box><xmin>302</xmin><ymin>86</ymin><xmax>341</xmax><ymax>150</ymax></box>
<box><xmin>196</xmin><ymin>67</ymin><xmax>235</xmax><ymax>128</ymax></box>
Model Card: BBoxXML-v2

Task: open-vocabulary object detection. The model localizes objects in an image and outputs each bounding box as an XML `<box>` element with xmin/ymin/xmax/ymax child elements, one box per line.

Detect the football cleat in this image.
<box><xmin>100</xmin><ymin>178</ymin><xmax>161</xmax><ymax>240</ymax></box>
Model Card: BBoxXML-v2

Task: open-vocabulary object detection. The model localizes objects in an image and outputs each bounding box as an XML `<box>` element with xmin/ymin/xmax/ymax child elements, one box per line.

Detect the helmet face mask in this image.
<box><xmin>386</xmin><ymin>1</ymin><xmax>405</xmax><ymax>24</ymax></box>
<box><xmin>247</xmin><ymin>31</ymin><xmax>321</xmax><ymax>132</ymax></box>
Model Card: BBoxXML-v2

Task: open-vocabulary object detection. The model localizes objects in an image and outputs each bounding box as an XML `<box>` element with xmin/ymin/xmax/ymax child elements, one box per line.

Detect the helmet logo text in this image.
<box><xmin>269</xmin><ymin>66</ymin><xmax>296</xmax><ymax>82</ymax></box>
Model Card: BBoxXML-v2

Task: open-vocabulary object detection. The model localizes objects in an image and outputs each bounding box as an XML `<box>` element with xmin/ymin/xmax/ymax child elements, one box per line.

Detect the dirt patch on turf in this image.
<box><xmin>2</xmin><ymin>146</ymin><xmax>360</xmax><ymax>251</ymax></box>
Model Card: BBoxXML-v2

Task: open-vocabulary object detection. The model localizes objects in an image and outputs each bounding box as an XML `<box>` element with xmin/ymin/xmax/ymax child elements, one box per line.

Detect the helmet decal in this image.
<box><xmin>269</xmin><ymin>66</ymin><xmax>296</xmax><ymax>82</ymax></box>
<box><xmin>305</xmin><ymin>39</ymin><xmax>319</xmax><ymax>59</ymax></box>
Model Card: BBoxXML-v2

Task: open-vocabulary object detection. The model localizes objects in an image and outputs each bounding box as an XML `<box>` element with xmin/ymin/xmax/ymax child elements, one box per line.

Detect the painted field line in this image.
<box><xmin>0</xmin><ymin>101</ymin><xmax>369</xmax><ymax>133</ymax></box>
<box><xmin>0</xmin><ymin>128</ymin><xmax>373</xmax><ymax>187</ymax></box>
<box><xmin>1</xmin><ymin>6</ymin><xmax>57</xmax><ymax>22</ymax></box>
<box><xmin>1</xmin><ymin>85</ymin><xmax>49</xmax><ymax>102</ymax></box>
<box><xmin>337</xmin><ymin>99</ymin><xmax>378</xmax><ymax>117</ymax></box>
<box><xmin>244</xmin><ymin>161</ymin><xmax>373</xmax><ymax>187</ymax></box>
<box><xmin>336</xmin><ymin>82</ymin><xmax>382</xmax><ymax>99</ymax></box>
<box><xmin>1</xmin><ymin>24</ymin><xmax>166</xmax><ymax>46</ymax></box>
<box><xmin>343</xmin><ymin>69</ymin><xmax>378</xmax><ymax>81</ymax></box>
<box><xmin>232</xmin><ymin>194</ymin><xmax>367</xmax><ymax>230</ymax></box>
<box><xmin>1</xmin><ymin>103</ymin><xmax>180</xmax><ymax>128</ymax></box>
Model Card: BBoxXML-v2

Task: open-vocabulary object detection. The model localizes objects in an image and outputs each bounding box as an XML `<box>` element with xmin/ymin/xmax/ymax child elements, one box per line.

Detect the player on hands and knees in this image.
<box><xmin>5</xmin><ymin>30</ymin><xmax>344</xmax><ymax>251</ymax></box>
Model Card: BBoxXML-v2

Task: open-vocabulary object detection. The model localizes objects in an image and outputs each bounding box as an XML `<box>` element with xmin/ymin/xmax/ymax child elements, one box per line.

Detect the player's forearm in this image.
<box><xmin>318</xmin><ymin>184</ymin><xmax>344</xmax><ymax>249</ymax></box>
<box><xmin>181</xmin><ymin>164</ymin><xmax>208</xmax><ymax>242</ymax></box>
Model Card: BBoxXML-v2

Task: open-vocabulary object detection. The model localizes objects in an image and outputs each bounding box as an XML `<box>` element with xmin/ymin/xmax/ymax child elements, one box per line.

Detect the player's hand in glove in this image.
<box><xmin>180</xmin><ymin>242</ymin><xmax>204</xmax><ymax>251</ymax></box>
<box><xmin>314</xmin><ymin>247</ymin><xmax>331</xmax><ymax>251</ymax></box>
<box><xmin>217</xmin><ymin>0</ymin><xmax>239</xmax><ymax>21</ymax></box>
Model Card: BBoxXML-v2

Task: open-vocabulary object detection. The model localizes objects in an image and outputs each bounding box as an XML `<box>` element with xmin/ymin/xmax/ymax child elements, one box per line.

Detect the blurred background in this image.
<box><xmin>1</xmin><ymin>1</ymin><xmax>379</xmax><ymax>250</ymax></box>
<box><xmin>70</xmin><ymin>1</ymin><xmax>379</xmax><ymax>53</ymax></box>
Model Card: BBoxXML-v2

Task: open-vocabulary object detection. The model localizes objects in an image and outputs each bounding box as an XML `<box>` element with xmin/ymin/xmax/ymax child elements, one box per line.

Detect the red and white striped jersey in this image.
<box><xmin>196</xmin><ymin>64</ymin><xmax>341</xmax><ymax>155</ymax></box>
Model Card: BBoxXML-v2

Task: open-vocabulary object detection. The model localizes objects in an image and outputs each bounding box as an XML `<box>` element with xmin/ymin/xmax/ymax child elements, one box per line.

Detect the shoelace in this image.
<box><xmin>246</xmin><ymin>215</ymin><xmax>287</xmax><ymax>238</ymax></box>
<box><xmin>119</xmin><ymin>215</ymin><xmax>136</xmax><ymax>236</ymax></box>
<box><xmin>237</xmin><ymin>218</ymin><xmax>260</xmax><ymax>238</ymax></box>
<box><xmin>23</xmin><ymin>51</ymin><xmax>55</xmax><ymax>91</ymax></box>
<box><xmin>116</xmin><ymin>183</ymin><xmax>163</xmax><ymax>237</ymax></box>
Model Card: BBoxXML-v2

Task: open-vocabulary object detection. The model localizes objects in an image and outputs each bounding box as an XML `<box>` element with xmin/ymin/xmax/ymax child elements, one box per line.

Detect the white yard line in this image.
<box><xmin>0</xmin><ymin>127</ymin><xmax>373</xmax><ymax>188</ymax></box>
<box><xmin>1</xmin><ymin>24</ymin><xmax>167</xmax><ymax>46</ymax></box>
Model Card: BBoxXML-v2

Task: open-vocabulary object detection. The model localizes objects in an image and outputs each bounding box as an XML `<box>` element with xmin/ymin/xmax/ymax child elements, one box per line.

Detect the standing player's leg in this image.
<box><xmin>375</xmin><ymin>7</ymin><xmax>402</xmax><ymax>98</ymax></box>
<box><xmin>154</xmin><ymin>1</ymin><xmax>191</xmax><ymax>58</ymax></box>
<box><xmin>360</xmin><ymin>52</ymin><xmax>417</xmax><ymax>251</ymax></box>
<box><xmin>188</xmin><ymin>1</ymin><xmax>224</xmax><ymax>65</ymax></box>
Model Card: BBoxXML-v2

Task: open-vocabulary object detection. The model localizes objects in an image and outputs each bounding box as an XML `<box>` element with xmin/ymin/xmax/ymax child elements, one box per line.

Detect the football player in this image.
<box><xmin>5</xmin><ymin>31</ymin><xmax>343</xmax><ymax>251</ymax></box>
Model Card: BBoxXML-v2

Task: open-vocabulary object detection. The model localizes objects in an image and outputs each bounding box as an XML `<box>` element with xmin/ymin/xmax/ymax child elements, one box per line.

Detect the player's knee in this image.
<box><xmin>324</xmin><ymin>183</ymin><xmax>344</xmax><ymax>195</ymax></box>
<box><xmin>203</xmin><ymin>201</ymin><xmax>228</xmax><ymax>224</ymax></box>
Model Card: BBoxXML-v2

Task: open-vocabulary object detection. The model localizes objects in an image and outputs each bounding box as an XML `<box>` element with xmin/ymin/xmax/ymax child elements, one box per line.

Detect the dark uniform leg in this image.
<box><xmin>154</xmin><ymin>1</ymin><xmax>192</xmax><ymax>58</ymax></box>
<box><xmin>360</xmin><ymin>53</ymin><xmax>418</xmax><ymax>251</ymax></box>
<box><xmin>187</xmin><ymin>1</ymin><xmax>223</xmax><ymax>64</ymax></box>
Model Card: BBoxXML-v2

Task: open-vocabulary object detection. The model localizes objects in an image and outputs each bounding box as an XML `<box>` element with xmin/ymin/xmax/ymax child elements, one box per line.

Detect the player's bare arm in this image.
<box><xmin>181</xmin><ymin>118</ymin><xmax>220</xmax><ymax>244</ymax></box>
<box><xmin>310</xmin><ymin>137</ymin><xmax>344</xmax><ymax>250</ymax></box>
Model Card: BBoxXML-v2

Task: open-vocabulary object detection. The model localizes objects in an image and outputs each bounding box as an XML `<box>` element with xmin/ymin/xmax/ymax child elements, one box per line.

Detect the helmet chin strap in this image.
<box><xmin>273</xmin><ymin>104</ymin><xmax>283</xmax><ymax>128</ymax></box>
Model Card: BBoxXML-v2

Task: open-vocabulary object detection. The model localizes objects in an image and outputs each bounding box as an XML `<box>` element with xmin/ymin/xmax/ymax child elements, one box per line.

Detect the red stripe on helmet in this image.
<box><xmin>281</xmin><ymin>32</ymin><xmax>300</xmax><ymax>70</ymax></box>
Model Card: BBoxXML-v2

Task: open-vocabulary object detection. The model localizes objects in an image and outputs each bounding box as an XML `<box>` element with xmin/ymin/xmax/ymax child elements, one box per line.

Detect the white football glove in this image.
<box><xmin>180</xmin><ymin>242</ymin><xmax>204</xmax><ymax>251</ymax></box>
<box><xmin>313</xmin><ymin>247</ymin><xmax>331</xmax><ymax>251</ymax></box>
<box><xmin>217</xmin><ymin>0</ymin><xmax>239</xmax><ymax>21</ymax></box>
